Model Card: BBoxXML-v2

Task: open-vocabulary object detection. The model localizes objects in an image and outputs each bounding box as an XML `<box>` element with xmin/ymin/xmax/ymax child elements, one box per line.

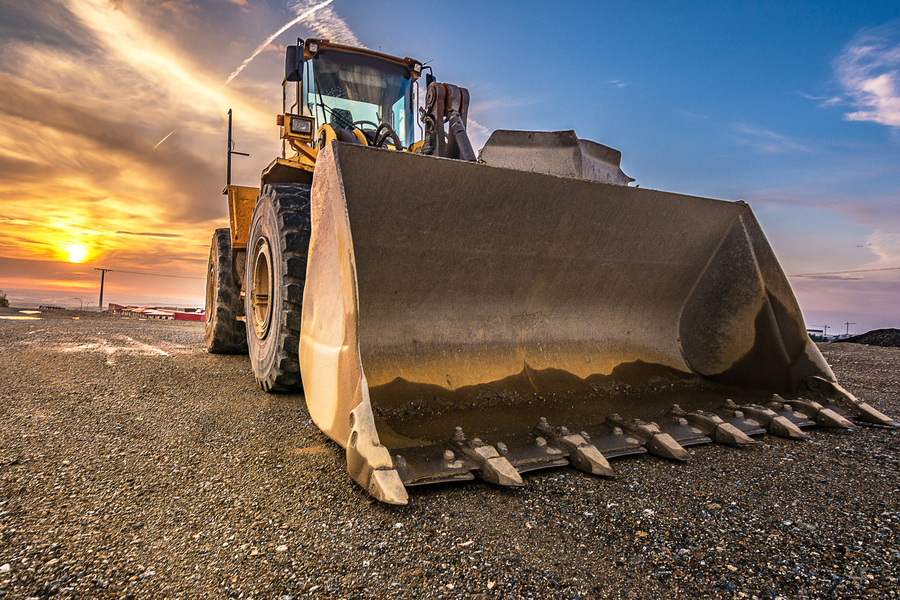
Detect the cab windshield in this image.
<box><xmin>304</xmin><ymin>48</ymin><xmax>415</xmax><ymax>147</ymax></box>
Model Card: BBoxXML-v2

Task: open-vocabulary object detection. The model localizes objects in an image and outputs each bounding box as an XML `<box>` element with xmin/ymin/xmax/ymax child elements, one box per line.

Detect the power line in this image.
<box><xmin>105</xmin><ymin>269</ymin><xmax>205</xmax><ymax>281</ymax></box>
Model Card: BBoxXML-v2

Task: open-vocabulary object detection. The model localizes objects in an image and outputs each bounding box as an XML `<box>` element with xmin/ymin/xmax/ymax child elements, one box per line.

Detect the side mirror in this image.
<box><xmin>285</xmin><ymin>45</ymin><xmax>303</xmax><ymax>82</ymax></box>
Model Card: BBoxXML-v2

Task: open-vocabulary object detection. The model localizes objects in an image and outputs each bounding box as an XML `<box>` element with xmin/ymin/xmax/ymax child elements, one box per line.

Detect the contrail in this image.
<box><xmin>290</xmin><ymin>0</ymin><xmax>365</xmax><ymax>48</ymax></box>
<box><xmin>151</xmin><ymin>129</ymin><xmax>176</xmax><ymax>151</ymax></box>
<box><xmin>224</xmin><ymin>0</ymin><xmax>336</xmax><ymax>87</ymax></box>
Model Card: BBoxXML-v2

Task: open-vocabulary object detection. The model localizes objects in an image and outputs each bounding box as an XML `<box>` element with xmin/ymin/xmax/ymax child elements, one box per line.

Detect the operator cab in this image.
<box><xmin>281</xmin><ymin>39</ymin><xmax>423</xmax><ymax>157</ymax></box>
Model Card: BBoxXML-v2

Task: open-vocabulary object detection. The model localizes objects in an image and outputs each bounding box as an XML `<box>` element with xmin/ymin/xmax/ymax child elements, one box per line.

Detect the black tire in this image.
<box><xmin>245</xmin><ymin>183</ymin><xmax>311</xmax><ymax>392</ymax></box>
<box><xmin>204</xmin><ymin>228</ymin><xmax>248</xmax><ymax>354</ymax></box>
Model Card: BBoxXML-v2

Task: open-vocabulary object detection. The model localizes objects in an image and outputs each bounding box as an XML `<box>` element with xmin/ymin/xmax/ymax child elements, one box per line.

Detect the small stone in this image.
<box><xmin>0</xmin><ymin>564</ymin><xmax>9</xmax><ymax>574</ymax></box>
<box><xmin>726</xmin><ymin>564</ymin><xmax>738</xmax><ymax>572</ymax></box>
<box><xmin>275</xmin><ymin>545</ymin><xmax>287</xmax><ymax>552</ymax></box>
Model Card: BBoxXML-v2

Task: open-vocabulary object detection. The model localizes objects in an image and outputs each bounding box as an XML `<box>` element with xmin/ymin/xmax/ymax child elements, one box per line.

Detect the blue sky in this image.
<box><xmin>0</xmin><ymin>0</ymin><xmax>898</xmax><ymax>332</ymax></box>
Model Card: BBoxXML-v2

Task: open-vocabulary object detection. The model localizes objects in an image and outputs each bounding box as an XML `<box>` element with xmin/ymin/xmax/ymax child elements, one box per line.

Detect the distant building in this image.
<box><xmin>108</xmin><ymin>304</ymin><xmax>204</xmax><ymax>321</ymax></box>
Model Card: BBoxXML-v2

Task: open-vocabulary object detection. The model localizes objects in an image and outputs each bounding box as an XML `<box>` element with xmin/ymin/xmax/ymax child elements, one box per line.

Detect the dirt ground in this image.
<box><xmin>0</xmin><ymin>307</ymin><xmax>898</xmax><ymax>599</ymax></box>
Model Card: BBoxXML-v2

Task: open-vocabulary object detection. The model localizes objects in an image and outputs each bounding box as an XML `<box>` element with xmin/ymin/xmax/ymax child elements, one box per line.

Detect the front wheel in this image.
<box><xmin>245</xmin><ymin>184</ymin><xmax>311</xmax><ymax>392</ymax></box>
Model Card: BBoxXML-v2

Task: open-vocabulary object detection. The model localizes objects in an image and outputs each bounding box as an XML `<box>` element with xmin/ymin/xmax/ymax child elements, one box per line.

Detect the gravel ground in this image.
<box><xmin>1</xmin><ymin>307</ymin><xmax>898</xmax><ymax>600</ymax></box>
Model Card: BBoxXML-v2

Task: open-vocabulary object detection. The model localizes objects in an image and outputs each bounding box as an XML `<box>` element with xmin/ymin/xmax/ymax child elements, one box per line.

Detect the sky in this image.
<box><xmin>0</xmin><ymin>0</ymin><xmax>898</xmax><ymax>334</ymax></box>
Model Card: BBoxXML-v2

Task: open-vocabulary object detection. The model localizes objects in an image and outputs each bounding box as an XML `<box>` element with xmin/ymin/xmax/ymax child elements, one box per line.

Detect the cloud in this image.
<box><xmin>796</xmin><ymin>91</ymin><xmax>843</xmax><ymax>108</ymax></box>
<box><xmin>116</xmin><ymin>231</ymin><xmax>182</xmax><ymax>238</ymax></box>
<box><xmin>729</xmin><ymin>124</ymin><xmax>814</xmax><ymax>154</ymax></box>
<box><xmin>290</xmin><ymin>0</ymin><xmax>365</xmax><ymax>48</ymax></box>
<box><xmin>793</xmin><ymin>274</ymin><xmax>864</xmax><ymax>281</ymax></box>
<box><xmin>866</xmin><ymin>231</ymin><xmax>900</xmax><ymax>266</ymax></box>
<box><xmin>835</xmin><ymin>21</ymin><xmax>900</xmax><ymax>127</ymax></box>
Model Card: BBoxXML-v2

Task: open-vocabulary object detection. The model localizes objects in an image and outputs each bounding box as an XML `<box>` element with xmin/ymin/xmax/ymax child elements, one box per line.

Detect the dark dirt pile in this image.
<box><xmin>837</xmin><ymin>328</ymin><xmax>900</xmax><ymax>348</ymax></box>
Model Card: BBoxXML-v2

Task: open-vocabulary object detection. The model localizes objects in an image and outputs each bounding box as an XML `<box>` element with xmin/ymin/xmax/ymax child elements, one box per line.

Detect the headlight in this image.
<box><xmin>290</xmin><ymin>116</ymin><xmax>314</xmax><ymax>135</ymax></box>
<box><xmin>307</xmin><ymin>42</ymin><xmax>318</xmax><ymax>54</ymax></box>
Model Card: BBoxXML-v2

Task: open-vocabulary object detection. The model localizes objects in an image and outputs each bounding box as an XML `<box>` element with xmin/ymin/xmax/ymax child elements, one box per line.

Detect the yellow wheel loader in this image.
<box><xmin>205</xmin><ymin>38</ymin><xmax>898</xmax><ymax>504</ymax></box>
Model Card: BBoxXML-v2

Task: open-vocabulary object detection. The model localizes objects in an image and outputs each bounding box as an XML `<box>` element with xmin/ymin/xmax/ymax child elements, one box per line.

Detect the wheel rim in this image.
<box><xmin>250</xmin><ymin>238</ymin><xmax>273</xmax><ymax>339</ymax></box>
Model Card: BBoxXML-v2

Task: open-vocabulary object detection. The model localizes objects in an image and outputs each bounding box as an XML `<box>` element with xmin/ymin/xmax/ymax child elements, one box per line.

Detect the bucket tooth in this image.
<box><xmin>854</xmin><ymin>402</ymin><xmax>900</xmax><ymax>428</ymax></box>
<box><xmin>450</xmin><ymin>428</ymin><xmax>524</xmax><ymax>487</ymax></box>
<box><xmin>607</xmin><ymin>414</ymin><xmax>691</xmax><ymax>461</ymax></box>
<box><xmin>769</xmin><ymin>415</ymin><xmax>810</xmax><ymax>439</ymax></box>
<box><xmin>668</xmin><ymin>404</ymin><xmax>756</xmax><ymax>445</ymax></box>
<box><xmin>802</xmin><ymin>377</ymin><xmax>900</xmax><ymax>428</ymax></box>
<box><xmin>816</xmin><ymin>407</ymin><xmax>856</xmax><ymax>430</ymax></box>
<box><xmin>712</xmin><ymin>421</ymin><xmax>757</xmax><ymax>445</ymax></box>
<box><xmin>738</xmin><ymin>404</ymin><xmax>809</xmax><ymax>439</ymax></box>
<box><xmin>787</xmin><ymin>399</ymin><xmax>855</xmax><ymax>430</ymax></box>
<box><xmin>368</xmin><ymin>468</ymin><xmax>409</xmax><ymax>505</ymax></box>
<box><xmin>534</xmin><ymin>418</ymin><xmax>616</xmax><ymax>477</ymax></box>
<box><xmin>480</xmin><ymin>456</ymin><xmax>526</xmax><ymax>487</ymax></box>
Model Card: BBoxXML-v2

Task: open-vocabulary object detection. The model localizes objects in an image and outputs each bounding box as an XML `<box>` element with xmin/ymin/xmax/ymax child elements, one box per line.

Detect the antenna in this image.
<box><xmin>227</xmin><ymin>109</ymin><xmax>250</xmax><ymax>186</ymax></box>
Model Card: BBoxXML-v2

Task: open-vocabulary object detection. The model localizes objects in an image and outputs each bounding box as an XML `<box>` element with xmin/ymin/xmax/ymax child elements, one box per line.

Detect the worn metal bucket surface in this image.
<box><xmin>299</xmin><ymin>142</ymin><xmax>895</xmax><ymax>504</ymax></box>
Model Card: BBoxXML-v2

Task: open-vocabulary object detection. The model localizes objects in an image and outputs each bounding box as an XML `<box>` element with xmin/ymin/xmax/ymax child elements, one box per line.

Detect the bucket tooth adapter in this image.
<box><xmin>206</xmin><ymin>38</ymin><xmax>899</xmax><ymax>504</ymax></box>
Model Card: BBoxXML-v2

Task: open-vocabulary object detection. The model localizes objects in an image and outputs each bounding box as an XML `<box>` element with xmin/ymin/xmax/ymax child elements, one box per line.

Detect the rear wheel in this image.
<box><xmin>204</xmin><ymin>228</ymin><xmax>247</xmax><ymax>354</ymax></box>
<box><xmin>245</xmin><ymin>184</ymin><xmax>311</xmax><ymax>392</ymax></box>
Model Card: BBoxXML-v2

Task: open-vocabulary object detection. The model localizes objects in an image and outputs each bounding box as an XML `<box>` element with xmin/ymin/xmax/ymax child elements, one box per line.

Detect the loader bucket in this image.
<box><xmin>299</xmin><ymin>141</ymin><xmax>897</xmax><ymax>504</ymax></box>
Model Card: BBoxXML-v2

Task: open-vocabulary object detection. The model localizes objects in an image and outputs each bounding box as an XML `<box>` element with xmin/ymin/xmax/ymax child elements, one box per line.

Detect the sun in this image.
<box><xmin>64</xmin><ymin>244</ymin><xmax>89</xmax><ymax>263</ymax></box>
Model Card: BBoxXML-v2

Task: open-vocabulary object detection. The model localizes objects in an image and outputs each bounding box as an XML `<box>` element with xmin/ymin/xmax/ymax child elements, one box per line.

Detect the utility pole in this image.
<box><xmin>95</xmin><ymin>268</ymin><xmax>113</xmax><ymax>312</ymax></box>
<box><xmin>822</xmin><ymin>324</ymin><xmax>829</xmax><ymax>338</ymax></box>
<box><xmin>845</xmin><ymin>322</ymin><xmax>856</xmax><ymax>336</ymax></box>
